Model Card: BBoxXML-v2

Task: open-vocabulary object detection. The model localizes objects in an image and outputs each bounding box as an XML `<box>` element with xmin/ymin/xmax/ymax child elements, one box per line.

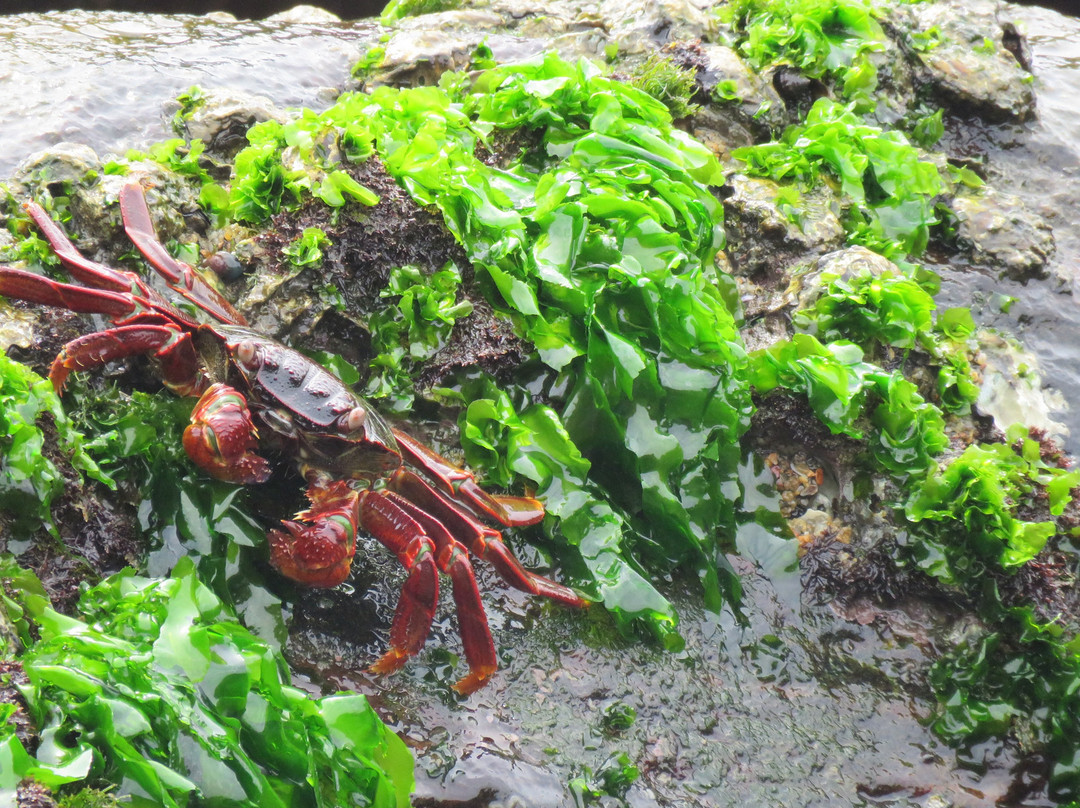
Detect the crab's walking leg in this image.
<box><xmin>359</xmin><ymin>488</ymin><xmax>497</xmax><ymax>695</ymax></box>
<box><xmin>183</xmin><ymin>383</ymin><xmax>272</xmax><ymax>485</ymax></box>
<box><xmin>51</xmin><ymin>324</ymin><xmax>202</xmax><ymax>395</ymax></box>
<box><xmin>0</xmin><ymin>265</ymin><xmax>136</xmax><ymax>316</ymax></box>
<box><xmin>391</xmin><ymin>429</ymin><xmax>545</xmax><ymax>527</ymax></box>
<box><xmin>389</xmin><ymin>468</ymin><xmax>587</xmax><ymax>608</ymax></box>
<box><xmin>23</xmin><ymin>202</ymin><xmax>147</xmax><ymax>294</ymax></box>
<box><xmin>118</xmin><ymin>184</ymin><xmax>248</xmax><ymax>326</ymax></box>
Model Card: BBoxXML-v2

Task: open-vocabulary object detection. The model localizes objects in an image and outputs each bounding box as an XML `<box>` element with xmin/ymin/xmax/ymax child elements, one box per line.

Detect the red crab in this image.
<box><xmin>0</xmin><ymin>182</ymin><xmax>586</xmax><ymax>694</ymax></box>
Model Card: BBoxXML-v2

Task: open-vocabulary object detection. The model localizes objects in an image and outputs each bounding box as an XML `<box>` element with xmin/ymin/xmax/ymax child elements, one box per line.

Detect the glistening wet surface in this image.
<box><xmin>278</xmin><ymin>455</ymin><xmax>1006</xmax><ymax>807</ymax></box>
<box><xmin>0</xmin><ymin>11</ymin><xmax>376</xmax><ymax>176</ymax></box>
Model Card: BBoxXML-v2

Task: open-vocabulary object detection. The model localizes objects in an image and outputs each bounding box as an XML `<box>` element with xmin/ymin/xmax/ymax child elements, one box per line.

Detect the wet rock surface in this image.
<box><xmin>900</xmin><ymin>0</ymin><xmax>1037</xmax><ymax>122</ymax></box>
<box><xmin>951</xmin><ymin>185</ymin><xmax>1056</xmax><ymax>279</ymax></box>
<box><xmin>2</xmin><ymin>1</ymin><xmax>1080</xmax><ymax>807</ymax></box>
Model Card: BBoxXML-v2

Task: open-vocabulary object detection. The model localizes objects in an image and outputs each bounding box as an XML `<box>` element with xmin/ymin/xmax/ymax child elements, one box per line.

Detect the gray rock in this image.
<box><xmin>951</xmin><ymin>186</ymin><xmax>1055</xmax><ymax>279</ymax></box>
<box><xmin>791</xmin><ymin>246</ymin><xmax>900</xmax><ymax>312</ymax></box>
<box><xmin>265</xmin><ymin>5</ymin><xmax>342</xmax><ymax>23</ymax></box>
<box><xmin>176</xmin><ymin>89</ymin><xmax>288</xmax><ymax>160</ymax></box>
<box><xmin>690</xmin><ymin>43</ymin><xmax>786</xmax><ymax>142</ymax></box>
<box><xmin>891</xmin><ymin>0</ymin><xmax>1036</xmax><ymax>122</ymax></box>
<box><xmin>11</xmin><ymin>142</ymin><xmax>102</xmax><ymax>191</ymax></box>
<box><xmin>723</xmin><ymin>174</ymin><xmax>846</xmax><ymax>286</ymax></box>
<box><xmin>600</xmin><ymin>0</ymin><xmax>714</xmax><ymax>55</ymax></box>
<box><xmin>370</xmin><ymin>28</ymin><xmax>484</xmax><ymax>87</ymax></box>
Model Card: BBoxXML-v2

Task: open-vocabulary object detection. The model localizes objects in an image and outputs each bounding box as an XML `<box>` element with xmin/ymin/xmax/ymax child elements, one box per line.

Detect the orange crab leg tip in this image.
<box><xmin>369</xmin><ymin>648</ymin><xmax>411</xmax><ymax>675</ymax></box>
<box><xmin>451</xmin><ymin>666</ymin><xmax>497</xmax><ymax>696</ymax></box>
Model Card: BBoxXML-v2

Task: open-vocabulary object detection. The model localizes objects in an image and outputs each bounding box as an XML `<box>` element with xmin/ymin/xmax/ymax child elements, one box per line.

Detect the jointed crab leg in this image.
<box><xmin>51</xmin><ymin>324</ymin><xmax>199</xmax><ymax>395</ymax></box>
<box><xmin>0</xmin><ymin>268</ymin><xmax>203</xmax><ymax>393</ymax></box>
<box><xmin>356</xmin><ymin>492</ymin><xmax>442</xmax><ymax>668</ymax></box>
<box><xmin>119</xmin><ymin>184</ymin><xmax>247</xmax><ymax>326</ymax></box>
<box><xmin>391</xmin><ymin>428</ymin><xmax>546</xmax><ymax>527</ymax></box>
<box><xmin>360</xmin><ymin>487</ymin><xmax>498</xmax><ymax>695</ymax></box>
<box><xmin>389</xmin><ymin>468</ymin><xmax>587</xmax><ymax>608</ymax></box>
<box><xmin>23</xmin><ymin>202</ymin><xmax>147</xmax><ymax>295</ymax></box>
<box><xmin>0</xmin><ymin>266</ymin><xmax>138</xmax><ymax>317</ymax></box>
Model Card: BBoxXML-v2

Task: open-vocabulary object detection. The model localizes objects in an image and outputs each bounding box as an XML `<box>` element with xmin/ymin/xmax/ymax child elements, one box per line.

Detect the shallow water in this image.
<box><xmin>931</xmin><ymin>5</ymin><xmax>1080</xmax><ymax>458</ymax></box>
<box><xmin>0</xmin><ymin>10</ymin><xmax>377</xmax><ymax>176</ymax></box>
<box><xmin>3</xmin><ymin>3</ymin><xmax>1080</xmax><ymax>806</ymax></box>
<box><xmin>281</xmin><ymin>455</ymin><xmax>1006</xmax><ymax>807</ymax></box>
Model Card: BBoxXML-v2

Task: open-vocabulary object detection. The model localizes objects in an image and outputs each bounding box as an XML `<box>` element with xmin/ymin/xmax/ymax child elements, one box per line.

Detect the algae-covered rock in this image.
<box><xmin>682</xmin><ymin>42</ymin><xmax>787</xmax><ymax>145</ymax></box>
<box><xmin>790</xmin><ymin>246</ymin><xmax>900</xmax><ymax>311</ymax></box>
<box><xmin>370</xmin><ymin>28</ymin><xmax>487</xmax><ymax>87</ymax></box>
<box><xmin>176</xmin><ymin>89</ymin><xmax>288</xmax><ymax>160</ymax></box>
<box><xmin>11</xmin><ymin>143</ymin><xmax>103</xmax><ymax>195</ymax></box>
<box><xmin>723</xmin><ymin>174</ymin><xmax>846</xmax><ymax>283</ymax></box>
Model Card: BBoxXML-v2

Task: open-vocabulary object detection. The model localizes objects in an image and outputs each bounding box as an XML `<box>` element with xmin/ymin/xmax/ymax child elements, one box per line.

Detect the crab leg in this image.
<box><xmin>50</xmin><ymin>324</ymin><xmax>200</xmax><ymax>395</ymax></box>
<box><xmin>23</xmin><ymin>202</ymin><xmax>148</xmax><ymax>295</ymax></box>
<box><xmin>360</xmin><ymin>488</ymin><xmax>497</xmax><ymax>695</ymax></box>
<box><xmin>0</xmin><ymin>266</ymin><xmax>138</xmax><ymax>316</ymax></box>
<box><xmin>391</xmin><ymin>428</ymin><xmax>545</xmax><ymax>527</ymax></box>
<box><xmin>389</xmin><ymin>468</ymin><xmax>587</xmax><ymax>608</ymax></box>
<box><xmin>119</xmin><ymin>184</ymin><xmax>248</xmax><ymax>326</ymax></box>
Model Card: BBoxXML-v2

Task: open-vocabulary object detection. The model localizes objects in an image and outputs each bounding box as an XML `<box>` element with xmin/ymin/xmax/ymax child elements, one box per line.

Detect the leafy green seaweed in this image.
<box><xmin>1</xmin><ymin>559</ymin><xmax>413</xmax><ymax>808</ymax></box>
<box><xmin>229</xmin><ymin>102</ymin><xmax>378</xmax><ymax>224</ymax></box>
<box><xmin>906</xmin><ymin>426</ymin><xmax>1080</xmax><ymax>580</ymax></box>
<box><xmin>894</xmin><ymin>425</ymin><xmax>1080</xmax><ymax>800</ymax></box>
<box><xmin>364</xmin><ymin>262</ymin><xmax>473</xmax><ymax>413</ymax></box>
<box><xmin>717</xmin><ymin>0</ymin><xmax>888</xmax><ymax>111</ymax></box>
<box><xmin>733</xmin><ymin>98</ymin><xmax>946</xmax><ymax>260</ymax></box>
<box><xmin>362</xmin><ymin>53</ymin><xmax>752</xmax><ymax>627</ymax></box>
<box><xmin>792</xmin><ymin>260</ymin><xmax>980</xmax><ymax>411</ymax></box>
<box><xmin>0</xmin><ymin>353</ymin><xmax>110</xmax><ymax>539</ymax></box>
<box><xmin>750</xmin><ymin>334</ymin><xmax>947</xmax><ymax>475</ymax></box>
<box><xmin>379</xmin><ymin>0</ymin><xmax>462</xmax><ymax>24</ymax></box>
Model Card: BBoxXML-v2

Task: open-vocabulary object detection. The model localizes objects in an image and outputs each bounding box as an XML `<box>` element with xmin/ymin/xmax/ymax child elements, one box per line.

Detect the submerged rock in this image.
<box><xmin>976</xmin><ymin>331</ymin><xmax>1068</xmax><ymax>443</ymax></box>
<box><xmin>951</xmin><ymin>185</ymin><xmax>1055</xmax><ymax>279</ymax></box>
<box><xmin>890</xmin><ymin>0</ymin><xmax>1036</xmax><ymax>122</ymax></box>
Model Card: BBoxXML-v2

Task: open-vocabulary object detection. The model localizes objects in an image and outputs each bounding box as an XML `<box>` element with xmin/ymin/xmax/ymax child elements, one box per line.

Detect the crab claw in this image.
<box><xmin>268</xmin><ymin>480</ymin><xmax>360</xmax><ymax>588</ymax></box>
<box><xmin>183</xmin><ymin>383</ymin><xmax>272</xmax><ymax>485</ymax></box>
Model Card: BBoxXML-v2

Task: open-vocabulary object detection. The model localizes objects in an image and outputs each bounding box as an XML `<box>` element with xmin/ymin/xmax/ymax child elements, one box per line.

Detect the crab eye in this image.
<box><xmin>342</xmin><ymin>405</ymin><xmax>366</xmax><ymax>434</ymax></box>
<box><xmin>236</xmin><ymin>340</ymin><xmax>258</xmax><ymax>369</ymax></box>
